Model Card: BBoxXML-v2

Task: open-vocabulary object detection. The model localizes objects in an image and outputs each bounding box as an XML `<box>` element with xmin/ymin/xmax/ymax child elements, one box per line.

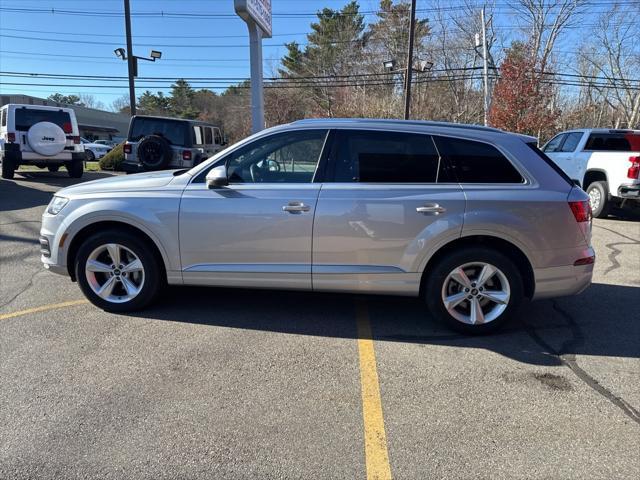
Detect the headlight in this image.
<box><xmin>47</xmin><ymin>196</ymin><xmax>69</xmax><ymax>215</ymax></box>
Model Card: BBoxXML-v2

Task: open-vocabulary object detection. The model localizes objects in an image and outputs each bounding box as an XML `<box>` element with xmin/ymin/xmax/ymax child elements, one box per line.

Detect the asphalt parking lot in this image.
<box><xmin>1</xmin><ymin>171</ymin><xmax>639</xmax><ymax>479</ymax></box>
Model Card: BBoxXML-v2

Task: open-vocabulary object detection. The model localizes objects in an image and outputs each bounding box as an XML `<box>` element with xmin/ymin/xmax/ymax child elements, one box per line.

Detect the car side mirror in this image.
<box><xmin>222</xmin><ymin>135</ymin><xmax>229</xmax><ymax>146</ymax></box>
<box><xmin>206</xmin><ymin>165</ymin><xmax>228</xmax><ymax>188</ymax></box>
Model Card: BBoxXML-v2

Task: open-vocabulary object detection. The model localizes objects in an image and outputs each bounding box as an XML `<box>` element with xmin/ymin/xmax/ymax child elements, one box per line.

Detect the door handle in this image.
<box><xmin>283</xmin><ymin>202</ymin><xmax>311</xmax><ymax>213</ymax></box>
<box><xmin>416</xmin><ymin>204</ymin><xmax>446</xmax><ymax>214</ymax></box>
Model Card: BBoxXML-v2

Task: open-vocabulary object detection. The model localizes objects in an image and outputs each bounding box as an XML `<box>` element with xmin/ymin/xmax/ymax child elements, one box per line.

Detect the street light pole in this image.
<box><xmin>403</xmin><ymin>0</ymin><xmax>417</xmax><ymax>120</ymax></box>
<box><xmin>124</xmin><ymin>0</ymin><xmax>136</xmax><ymax>116</ymax></box>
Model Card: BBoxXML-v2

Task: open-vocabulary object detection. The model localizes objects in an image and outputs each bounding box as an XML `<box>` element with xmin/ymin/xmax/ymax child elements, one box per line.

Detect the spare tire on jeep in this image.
<box><xmin>137</xmin><ymin>135</ymin><xmax>172</xmax><ymax>171</ymax></box>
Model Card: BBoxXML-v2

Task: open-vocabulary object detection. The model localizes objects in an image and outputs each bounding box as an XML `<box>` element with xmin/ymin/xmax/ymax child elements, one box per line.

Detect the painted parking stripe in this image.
<box><xmin>0</xmin><ymin>299</ymin><xmax>88</xmax><ymax>321</ymax></box>
<box><xmin>356</xmin><ymin>299</ymin><xmax>393</xmax><ymax>480</ymax></box>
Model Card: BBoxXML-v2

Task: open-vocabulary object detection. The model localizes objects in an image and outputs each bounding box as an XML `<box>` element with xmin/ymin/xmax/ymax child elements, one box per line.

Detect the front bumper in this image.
<box><xmin>617</xmin><ymin>184</ymin><xmax>640</xmax><ymax>199</ymax></box>
<box><xmin>40</xmin><ymin>212</ymin><xmax>71</xmax><ymax>278</ymax></box>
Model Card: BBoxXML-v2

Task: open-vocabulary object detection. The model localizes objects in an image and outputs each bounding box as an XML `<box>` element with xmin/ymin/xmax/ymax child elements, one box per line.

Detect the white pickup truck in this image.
<box><xmin>543</xmin><ymin>129</ymin><xmax>640</xmax><ymax>217</ymax></box>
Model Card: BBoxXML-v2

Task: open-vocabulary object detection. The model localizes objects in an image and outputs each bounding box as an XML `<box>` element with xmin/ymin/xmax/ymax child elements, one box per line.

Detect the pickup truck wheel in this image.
<box><xmin>47</xmin><ymin>165</ymin><xmax>60</xmax><ymax>173</ymax></box>
<box><xmin>586</xmin><ymin>181</ymin><xmax>610</xmax><ymax>218</ymax></box>
<box><xmin>425</xmin><ymin>248</ymin><xmax>523</xmax><ymax>335</ymax></box>
<box><xmin>66</xmin><ymin>160</ymin><xmax>84</xmax><ymax>179</ymax></box>
<box><xmin>1</xmin><ymin>157</ymin><xmax>16</xmax><ymax>179</ymax></box>
<box><xmin>75</xmin><ymin>230</ymin><xmax>163</xmax><ymax>312</ymax></box>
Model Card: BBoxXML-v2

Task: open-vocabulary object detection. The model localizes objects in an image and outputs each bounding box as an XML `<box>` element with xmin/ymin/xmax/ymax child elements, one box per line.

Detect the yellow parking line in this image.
<box><xmin>356</xmin><ymin>299</ymin><xmax>393</xmax><ymax>480</ymax></box>
<box><xmin>0</xmin><ymin>300</ymin><xmax>88</xmax><ymax>321</ymax></box>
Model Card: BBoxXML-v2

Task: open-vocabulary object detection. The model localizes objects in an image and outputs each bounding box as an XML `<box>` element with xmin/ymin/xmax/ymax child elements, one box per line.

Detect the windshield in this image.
<box><xmin>129</xmin><ymin>117</ymin><xmax>190</xmax><ymax>147</ymax></box>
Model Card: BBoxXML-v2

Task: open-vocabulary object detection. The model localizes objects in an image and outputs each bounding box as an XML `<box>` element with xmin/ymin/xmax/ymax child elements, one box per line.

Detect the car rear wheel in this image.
<box><xmin>66</xmin><ymin>160</ymin><xmax>84</xmax><ymax>178</ymax></box>
<box><xmin>425</xmin><ymin>247</ymin><xmax>524</xmax><ymax>334</ymax></box>
<box><xmin>75</xmin><ymin>230</ymin><xmax>163</xmax><ymax>312</ymax></box>
<box><xmin>586</xmin><ymin>181</ymin><xmax>610</xmax><ymax>218</ymax></box>
<box><xmin>1</xmin><ymin>157</ymin><xmax>16</xmax><ymax>179</ymax></box>
<box><xmin>85</xmin><ymin>150</ymin><xmax>95</xmax><ymax>162</ymax></box>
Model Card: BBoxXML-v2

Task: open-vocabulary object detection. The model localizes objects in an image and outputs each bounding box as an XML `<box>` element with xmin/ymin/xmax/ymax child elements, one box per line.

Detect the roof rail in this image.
<box><xmin>291</xmin><ymin>117</ymin><xmax>503</xmax><ymax>133</ymax></box>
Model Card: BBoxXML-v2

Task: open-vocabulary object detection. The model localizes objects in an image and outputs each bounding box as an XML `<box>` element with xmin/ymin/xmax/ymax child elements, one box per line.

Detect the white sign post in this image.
<box><xmin>234</xmin><ymin>0</ymin><xmax>272</xmax><ymax>134</ymax></box>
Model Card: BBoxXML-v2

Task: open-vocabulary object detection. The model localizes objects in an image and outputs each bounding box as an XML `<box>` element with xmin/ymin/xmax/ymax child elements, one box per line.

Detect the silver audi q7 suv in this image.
<box><xmin>40</xmin><ymin>119</ymin><xmax>595</xmax><ymax>334</ymax></box>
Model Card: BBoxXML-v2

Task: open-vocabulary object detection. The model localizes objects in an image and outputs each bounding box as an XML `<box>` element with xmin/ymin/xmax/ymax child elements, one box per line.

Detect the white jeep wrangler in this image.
<box><xmin>0</xmin><ymin>104</ymin><xmax>85</xmax><ymax>179</ymax></box>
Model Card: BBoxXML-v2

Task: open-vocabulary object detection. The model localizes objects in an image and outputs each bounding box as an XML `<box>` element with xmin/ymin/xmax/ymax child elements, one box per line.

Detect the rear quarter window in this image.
<box><xmin>584</xmin><ymin>132</ymin><xmax>640</xmax><ymax>151</ymax></box>
<box><xmin>14</xmin><ymin>109</ymin><xmax>72</xmax><ymax>133</ymax></box>
<box><xmin>434</xmin><ymin>136</ymin><xmax>524</xmax><ymax>183</ymax></box>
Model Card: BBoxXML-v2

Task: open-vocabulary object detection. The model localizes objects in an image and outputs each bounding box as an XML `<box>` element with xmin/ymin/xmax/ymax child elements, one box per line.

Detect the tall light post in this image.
<box><xmin>118</xmin><ymin>0</ymin><xmax>162</xmax><ymax>116</ymax></box>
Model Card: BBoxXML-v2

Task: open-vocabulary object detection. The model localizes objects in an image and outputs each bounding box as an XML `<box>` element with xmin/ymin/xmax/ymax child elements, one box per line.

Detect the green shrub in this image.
<box><xmin>99</xmin><ymin>143</ymin><xmax>125</xmax><ymax>171</ymax></box>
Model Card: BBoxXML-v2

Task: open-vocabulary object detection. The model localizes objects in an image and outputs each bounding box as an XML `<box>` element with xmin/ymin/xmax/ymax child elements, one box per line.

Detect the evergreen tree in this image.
<box><xmin>169</xmin><ymin>79</ymin><xmax>199</xmax><ymax>118</ymax></box>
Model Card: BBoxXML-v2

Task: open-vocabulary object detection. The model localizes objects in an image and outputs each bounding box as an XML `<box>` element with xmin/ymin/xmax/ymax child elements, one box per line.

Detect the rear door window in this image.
<box><xmin>14</xmin><ymin>108</ymin><xmax>72</xmax><ymax>133</ymax></box>
<box><xmin>584</xmin><ymin>132</ymin><xmax>640</xmax><ymax>151</ymax></box>
<box><xmin>129</xmin><ymin>117</ymin><xmax>189</xmax><ymax>146</ymax></box>
<box><xmin>560</xmin><ymin>132</ymin><xmax>583</xmax><ymax>152</ymax></box>
<box><xmin>204</xmin><ymin>127</ymin><xmax>213</xmax><ymax>145</ymax></box>
<box><xmin>434</xmin><ymin>136</ymin><xmax>524</xmax><ymax>184</ymax></box>
<box><xmin>329</xmin><ymin>130</ymin><xmax>451</xmax><ymax>183</ymax></box>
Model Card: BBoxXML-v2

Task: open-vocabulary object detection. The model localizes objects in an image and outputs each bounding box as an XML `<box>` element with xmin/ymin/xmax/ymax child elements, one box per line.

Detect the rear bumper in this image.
<box><xmin>1</xmin><ymin>149</ymin><xmax>84</xmax><ymax>164</ymax></box>
<box><xmin>532</xmin><ymin>249</ymin><xmax>595</xmax><ymax>300</ymax></box>
<box><xmin>617</xmin><ymin>184</ymin><xmax>640</xmax><ymax>199</ymax></box>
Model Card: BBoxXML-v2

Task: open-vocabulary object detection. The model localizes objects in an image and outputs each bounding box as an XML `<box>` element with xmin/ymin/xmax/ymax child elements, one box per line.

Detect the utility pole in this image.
<box><xmin>124</xmin><ymin>0</ymin><xmax>136</xmax><ymax>116</ymax></box>
<box><xmin>403</xmin><ymin>0</ymin><xmax>417</xmax><ymax>120</ymax></box>
<box><xmin>481</xmin><ymin>6</ymin><xmax>489</xmax><ymax>126</ymax></box>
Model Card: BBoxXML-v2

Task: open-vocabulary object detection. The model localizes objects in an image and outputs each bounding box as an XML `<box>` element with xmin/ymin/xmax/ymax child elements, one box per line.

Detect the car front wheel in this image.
<box><xmin>75</xmin><ymin>230</ymin><xmax>163</xmax><ymax>312</ymax></box>
<box><xmin>425</xmin><ymin>247</ymin><xmax>524</xmax><ymax>334</ymax></box>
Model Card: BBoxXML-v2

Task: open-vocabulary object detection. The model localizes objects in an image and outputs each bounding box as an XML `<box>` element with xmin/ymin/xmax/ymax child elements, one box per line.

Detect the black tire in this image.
<box><xmin>85</xmin><ymin>150</ymin><xmax>95</xmax><ymax>162</ymax></box>
<box><xmin>425</xmin><ymin>247</ymin><xmax>524</xmax><ymax>335</ymax></box>
<box><xmin>66</xmin><ymin>160</ymin><xmax>84</xmax><ymax>178</ymax></box>
<box><xmin>137</xmin><ymin>135</ymin><xmax>172</xmax><ymax>171</ymax></box>
<box><xmin>1</xmin><ymin>157</ymin><xmax>15</xmax><ymax>179</ymax></box>
<box><xmin>47</xmin><ymin>165</ymin><xmax>60</xmax><ymax>173</ymax></box>
<box><xmin>586</xmin><ymin>181</ymin><xmax>610</xmax><ymax>218</ymax></box>
<box><xmin>75</xmin><ymin>230</ymin><xmax>164</xmax><ymax>312</ymax></box>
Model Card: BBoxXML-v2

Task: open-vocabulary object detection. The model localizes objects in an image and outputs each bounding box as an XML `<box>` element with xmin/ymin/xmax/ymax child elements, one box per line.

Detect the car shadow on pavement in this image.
<box><xmin>131</xmin><ymin>282</ymin><xmax>639</xmax><ymax>366</ymax></box>
<box><xmin>0</xmin><ymin>172</ymin><xmax>115</xmax><ymax>212</ymax></box>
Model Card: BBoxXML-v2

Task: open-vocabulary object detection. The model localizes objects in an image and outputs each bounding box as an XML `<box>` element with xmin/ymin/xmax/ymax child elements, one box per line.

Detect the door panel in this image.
<box><xmin>180</xmin><ymin>183</ymin><xmax>320</xmax><ymax>289</ymax></box>
<box><xmin>312</xmin><ymin>183</ymin><xmax>465</xmax><ymax>294</ymax></box>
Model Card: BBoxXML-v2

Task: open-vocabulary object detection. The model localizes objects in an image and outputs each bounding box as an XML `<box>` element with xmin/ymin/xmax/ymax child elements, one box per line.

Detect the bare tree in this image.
<box><xmin>514</xmin><ymin>0</ymin><xmax>587</xmax><ymax>70</ymax></box>
<box><xmin>577</xmin><ymin>3</ymin><xmax>640</xmax><ymax>128</ymax></box>
<box><xmin>78</xmin><ymin>94</ymin><xmax>105</xmax><ymax>111</ymax></box>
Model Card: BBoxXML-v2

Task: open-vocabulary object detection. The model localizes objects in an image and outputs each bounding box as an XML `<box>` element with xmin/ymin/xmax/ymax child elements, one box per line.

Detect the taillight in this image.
<box><xmin>73</xmin><ymin>136</ymin><xmax>80</xmax><ymax>144</ymax></box>
<box><xmin>7</xmin><ymin>132</ymin><xmax>15</xmax><ymax>142</ymax></box>
<box><xmin>62</xmin><ymin>122</ymin><xmax>72</xmax><ymax>134</ymax></box>
<box><xmin>569</xmin><ymin>200</ymin><xmax>592</xmax><ymax>223</ymax></box>
<box><xmin>182</xmin><ymin>150</ymin><xmax>192</xmax><ymax>161</ymax></box>
<box><xmin>628</xmin><ymin>156</ymin><xmax>640</xmax><ymax>179</ymax></box>
<box><xmin>574</xmin><ymin>255</ymin><xmax>595</xmax><ymax>266</ymax></box>
<box><xmin>123</xmin><ymin>143</ymin><xmax>132</xmax><ymax>154</ymax></box>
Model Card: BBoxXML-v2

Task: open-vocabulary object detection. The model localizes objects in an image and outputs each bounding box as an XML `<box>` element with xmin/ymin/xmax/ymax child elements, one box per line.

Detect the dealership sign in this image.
<box><xmin>234</xmin><ymin>0</ymin><xmax>272</xmax><ymax>38</ymax></box>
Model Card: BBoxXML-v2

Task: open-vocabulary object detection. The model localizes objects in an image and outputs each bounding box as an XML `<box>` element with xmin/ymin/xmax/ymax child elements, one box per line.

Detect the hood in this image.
<box><xmin>58</xmin><ymin>170</ymin><xmax>181</xmax><ymax>197</ymax></box>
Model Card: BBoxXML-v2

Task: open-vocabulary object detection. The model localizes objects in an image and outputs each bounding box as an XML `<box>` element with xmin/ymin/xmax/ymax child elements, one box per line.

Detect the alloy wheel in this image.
<box><xmin>441</xmin><ymin>262</ymin><xmax>511</xmax><ymax>325</ymax></box>
<box><xmin>85</xmin><ymin>243</ymin><xmax>145</xmax><ymax>303</ymax></box>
